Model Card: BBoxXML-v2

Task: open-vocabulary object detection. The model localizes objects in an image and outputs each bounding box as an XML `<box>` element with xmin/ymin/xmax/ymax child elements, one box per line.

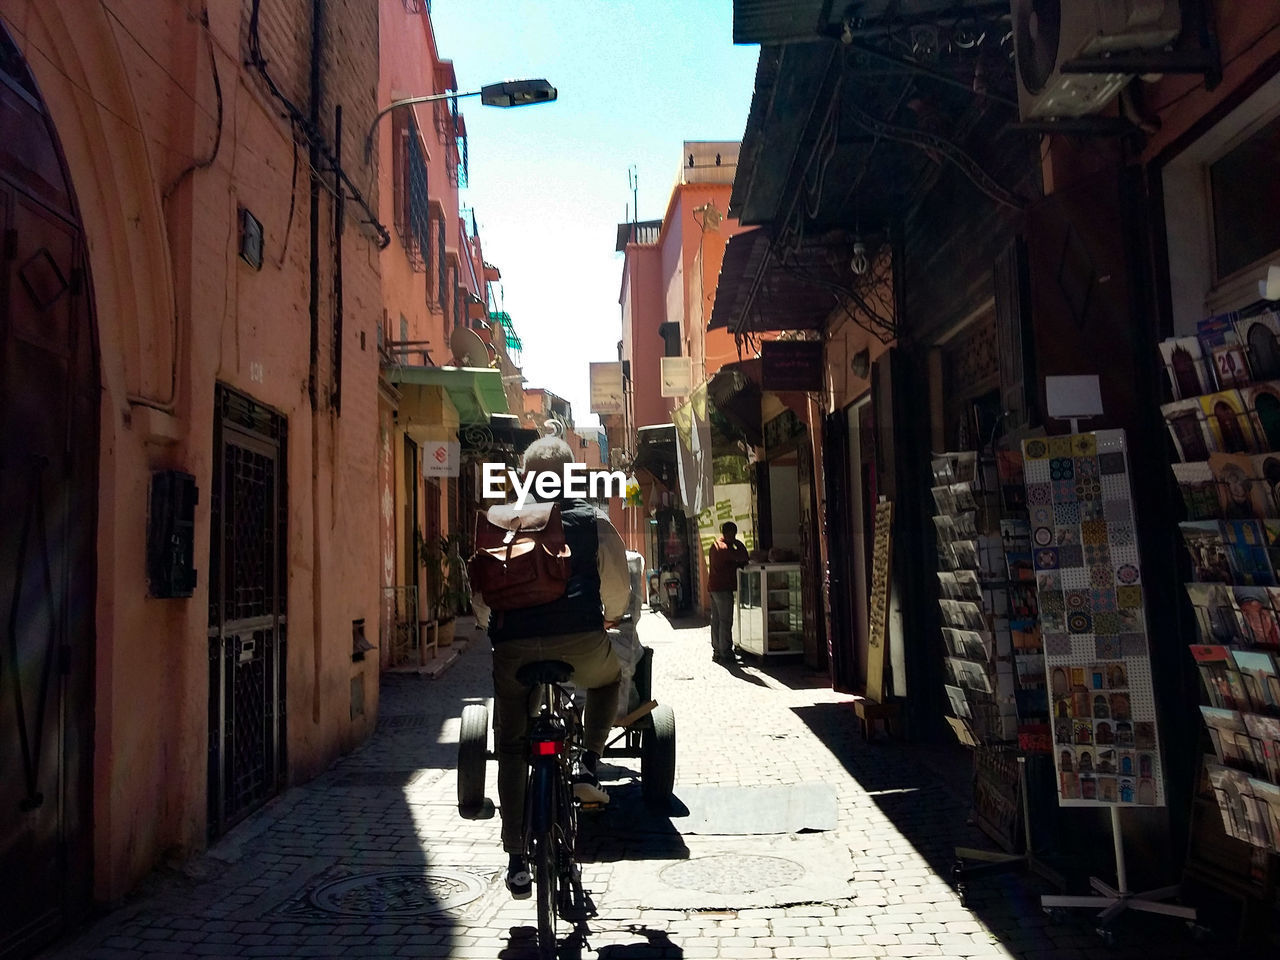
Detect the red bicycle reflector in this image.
<box><xmin>531</xmin><ymin>739</ymin><xmax>563</xmax><ymax>756</ymax></box>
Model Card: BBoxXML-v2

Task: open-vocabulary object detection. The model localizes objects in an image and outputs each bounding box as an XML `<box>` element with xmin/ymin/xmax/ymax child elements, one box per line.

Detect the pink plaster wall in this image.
<box><xmin>621</xmin><ymin>244</ymin><xmax>667</xmax><ymax>429</ymax></box>
<box><xmin>3</xmin><ymin>0</ymin><xmax>382</xmax><ymax>901</ymax></box>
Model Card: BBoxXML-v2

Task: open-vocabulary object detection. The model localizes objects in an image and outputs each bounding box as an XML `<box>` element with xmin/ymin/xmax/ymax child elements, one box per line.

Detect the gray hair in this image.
<box><xmin>522</xmin><ymin>435</ymin><xmax>574</xmax><ymax>475</ymax></box>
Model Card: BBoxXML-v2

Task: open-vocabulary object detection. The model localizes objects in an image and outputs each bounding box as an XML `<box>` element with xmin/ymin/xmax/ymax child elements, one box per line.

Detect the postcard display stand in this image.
<box><xmin>934</xmin><ymin>451</ymin><xmax>1058</xmax><ymax>886</ymax></box>
<box><xmin>1022</xmin><ymin>430</ymin><xmax>1196</xmax><ymax>932</ymax></box>
<box><xmin>1159</xmin><ymin>312</ymin><xmax>1280</xmax><ymax>919</ymax></box>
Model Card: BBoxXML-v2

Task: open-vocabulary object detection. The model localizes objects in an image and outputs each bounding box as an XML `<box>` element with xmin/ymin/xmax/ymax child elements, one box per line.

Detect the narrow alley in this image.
<box><xmin>44</xmin><ymin>611</ymin><xmax>1207</xmax><ymax>960</ymax></box>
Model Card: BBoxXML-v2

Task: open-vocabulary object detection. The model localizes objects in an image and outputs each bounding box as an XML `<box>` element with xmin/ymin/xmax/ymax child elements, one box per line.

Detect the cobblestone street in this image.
<box><xmin>44</xmin><ymin>613</ymin><xmax>1217</xmax><ymax>960</ymax></box>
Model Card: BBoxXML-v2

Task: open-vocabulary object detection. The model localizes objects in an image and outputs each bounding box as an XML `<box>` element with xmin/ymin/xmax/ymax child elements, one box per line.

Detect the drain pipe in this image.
<box><xmin>309</xmin><ymin>0</ymin><xmax>325</xmax><ymax>725</ymax></box>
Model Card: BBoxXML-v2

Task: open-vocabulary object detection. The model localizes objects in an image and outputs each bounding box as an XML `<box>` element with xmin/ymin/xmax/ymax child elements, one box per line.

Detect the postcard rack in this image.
<box><xmin>933</xmin><ymin>449</ymin><xmax>1054</xmax><ymax>860</ymax></box>
<box><xmin>1158</xmin><ymin>310</ymin><xmax>1280</xmax><ymax>904</ymax></box>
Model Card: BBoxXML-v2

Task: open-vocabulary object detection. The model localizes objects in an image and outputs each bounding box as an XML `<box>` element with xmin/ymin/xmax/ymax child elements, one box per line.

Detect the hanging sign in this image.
<box><xmin>762</xmin><ymin>340</ymin><xmax>824</xmax><ymax>391</ymax></box>
<box><xmin>589</xmin><ymin>362</ymin><xmax>625</xmax><ymax>415</ymax></box>
<box><xmin>421</xmin><ymin>440</ymin><xmax>460</xmax><ymax>478</ymax></box>
<box><xmin>660</xmin><ymin>356</ymin><xmax>692</xmax><ymax>397</ymax></box>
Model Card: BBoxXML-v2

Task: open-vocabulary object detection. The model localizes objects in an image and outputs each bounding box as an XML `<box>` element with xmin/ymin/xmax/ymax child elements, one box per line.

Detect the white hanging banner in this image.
<box><xmin>422</xmin><ymin>440</ymin><xmax>460</xmax><ymax>478</ymax></box>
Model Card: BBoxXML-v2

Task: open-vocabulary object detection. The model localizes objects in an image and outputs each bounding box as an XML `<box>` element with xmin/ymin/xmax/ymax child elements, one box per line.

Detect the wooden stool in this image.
<box><xmin>853</xmin><ymin>698</ymin><xmax>900</xmax><ymax>741</ymax></box>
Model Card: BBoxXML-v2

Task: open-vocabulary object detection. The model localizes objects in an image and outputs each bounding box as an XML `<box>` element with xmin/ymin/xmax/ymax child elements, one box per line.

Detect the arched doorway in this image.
<box><xmin>0</xmin><ymin>26</ymin><xmax>98</xmax><ymax>956</ymax></box>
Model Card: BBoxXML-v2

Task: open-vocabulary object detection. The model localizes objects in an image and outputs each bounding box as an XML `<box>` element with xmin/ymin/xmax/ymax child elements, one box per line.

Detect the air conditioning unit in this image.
<box><xmin>1012</xmin><ymin>0</ymin><xmax>1182</xmax><ymax>120</ymax></box>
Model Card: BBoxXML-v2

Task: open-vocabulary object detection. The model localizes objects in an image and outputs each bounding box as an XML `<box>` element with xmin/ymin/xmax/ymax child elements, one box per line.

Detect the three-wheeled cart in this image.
<box><xmin>457</xmin><ymin>551</ymin><xmax>676</xmax><ymax>812</ymax></box>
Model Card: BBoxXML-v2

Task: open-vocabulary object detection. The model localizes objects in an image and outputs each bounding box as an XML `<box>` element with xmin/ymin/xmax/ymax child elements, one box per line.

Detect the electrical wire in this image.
<box><xmin>162</xmin><ymin>4</ymin><xmax>223</xmax><ymax>203</ymax></box>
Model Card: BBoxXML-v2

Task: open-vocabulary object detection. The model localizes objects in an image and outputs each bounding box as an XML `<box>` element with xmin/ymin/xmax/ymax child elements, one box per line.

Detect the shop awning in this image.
<box><xmin>708</xmin><ymin>360</ymin><xmax>763</xmax><ymax>448</ymax></box>
<box><xmin>386</xmin><ymin>365</ymin><xmax>508</xmax><ymax>425</ymax></box>
<box><xmin>633</xmin><ymin>424</ymin><xmax>678</xmax><ymax>490</ymax></box>
<box><xmin>709</xmin><ymin>226</ymin><xmax>854</xmax><ymax>335</ymax></box>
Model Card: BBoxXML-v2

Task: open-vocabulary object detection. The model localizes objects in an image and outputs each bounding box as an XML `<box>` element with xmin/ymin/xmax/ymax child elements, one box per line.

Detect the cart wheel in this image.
<box><xmin>457</xmin><ymin>703</ymin><xmax>489</xmax><ymax>813</ymax></box>
<box><xmin>641</xmin><ymin>704</ymin><xmax>676</xmax><ymax>808</ymax></box>
<box><xmin>955</xmin><ymin>882</ymin><xmax>967</xmax><ymax>908</ymax></box>
<box><xmin>1095</xmin><ymin>925</ymin><xmax>1117</xmax><ymax>948</ymax></box>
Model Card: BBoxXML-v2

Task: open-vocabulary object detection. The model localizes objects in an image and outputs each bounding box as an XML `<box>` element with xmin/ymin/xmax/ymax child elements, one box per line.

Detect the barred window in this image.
<box><xmin>437</xmin><ymin>215</ymin><xmax>447</xmax><ymax>311</ymax></box>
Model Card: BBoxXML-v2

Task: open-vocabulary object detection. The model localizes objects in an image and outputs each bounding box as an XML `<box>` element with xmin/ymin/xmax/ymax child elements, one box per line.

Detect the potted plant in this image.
<box><xmin>421</xmin><ymin>532</ymin><xmax>470</xmax><ymax>647</ymax></box>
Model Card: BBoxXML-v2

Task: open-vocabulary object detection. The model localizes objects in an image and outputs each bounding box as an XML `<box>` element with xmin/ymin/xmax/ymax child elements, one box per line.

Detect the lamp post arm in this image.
<box><xmin>364</xmin><ymin>90</ymin><xmax>481</xmax><ymax>162</ymax></box>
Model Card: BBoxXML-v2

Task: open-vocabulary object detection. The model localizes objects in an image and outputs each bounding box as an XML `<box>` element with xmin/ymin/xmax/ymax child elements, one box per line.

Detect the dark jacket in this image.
<box><xmin>487</xmin><ymin>498</ymin><xmax>603</xmax><ymax>642</ymax></box>
<box><xmin>707</xmin><ymin>536</ymin><xmax>749</xmax><ymax>592</ymax></box>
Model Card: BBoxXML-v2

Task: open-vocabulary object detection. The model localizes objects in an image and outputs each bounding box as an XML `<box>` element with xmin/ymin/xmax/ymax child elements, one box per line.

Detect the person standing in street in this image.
<box><xmin>707</xmin><ymin>521</ymin><xmax>749</xmax><ymax>663</ymax></box>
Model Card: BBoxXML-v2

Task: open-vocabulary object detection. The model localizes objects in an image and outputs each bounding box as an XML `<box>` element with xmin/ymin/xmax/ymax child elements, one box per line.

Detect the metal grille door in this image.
<box><xmin>208</xmin><ymin>388</ymin><xmax>287</xmax><ymax>836</ymax></box>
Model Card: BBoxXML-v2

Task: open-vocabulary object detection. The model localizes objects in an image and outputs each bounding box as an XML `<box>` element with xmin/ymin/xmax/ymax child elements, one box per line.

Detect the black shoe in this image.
<box><xmin>572</xmin><ymin>751</ymin><xmax>609</xmax><ymax>805</ymax></box>
<box><xmin>506</xmin><ymin>855</ymin><xmax>531</xmax><ymax>899</ymax></box>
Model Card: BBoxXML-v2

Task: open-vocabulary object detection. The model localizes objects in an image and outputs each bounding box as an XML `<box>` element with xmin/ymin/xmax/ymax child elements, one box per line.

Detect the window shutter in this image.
<box><xmin>994</xmin><ymin>237</ymin><xmax>1036</xmax><ymax>430</ymax></box>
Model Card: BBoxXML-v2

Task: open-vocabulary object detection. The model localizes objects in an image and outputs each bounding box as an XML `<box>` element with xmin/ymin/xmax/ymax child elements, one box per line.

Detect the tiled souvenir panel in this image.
<box><xmin>1023</xmin><ymin>429</ymin><xmax>1165</xmax><ymax>807</ymax></box>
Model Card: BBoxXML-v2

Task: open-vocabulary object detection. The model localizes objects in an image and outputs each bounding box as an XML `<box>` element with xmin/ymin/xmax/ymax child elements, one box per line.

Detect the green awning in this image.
<box><xmin>386</xmin><ymin>365</ymin><xmax>508</xmax><ymax>425</ymax></box>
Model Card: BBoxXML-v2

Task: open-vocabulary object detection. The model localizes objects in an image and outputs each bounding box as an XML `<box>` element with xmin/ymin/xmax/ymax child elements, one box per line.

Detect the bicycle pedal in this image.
<box><xmin>577</xmin><ymin>799</ymin><xmax>608</xmax><ymax>813</ymax></box>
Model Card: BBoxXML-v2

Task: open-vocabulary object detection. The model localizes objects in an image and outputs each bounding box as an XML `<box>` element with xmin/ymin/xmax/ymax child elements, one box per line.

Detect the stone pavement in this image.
<box><xmin>42</xmin><ymin>612</ymin><xmax>1225</xmax><ymax>959</ymax></box>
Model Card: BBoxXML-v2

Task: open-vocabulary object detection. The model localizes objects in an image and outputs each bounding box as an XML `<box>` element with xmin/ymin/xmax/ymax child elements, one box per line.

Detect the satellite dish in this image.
<box><xmin>450</xmin><ymin>325</ymin><xmax>490</xmax><ymax>367</ymax></box>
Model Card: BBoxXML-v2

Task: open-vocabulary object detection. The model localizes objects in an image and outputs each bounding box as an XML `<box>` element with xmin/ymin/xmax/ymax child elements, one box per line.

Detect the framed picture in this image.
<box><xmin>1242</xmin><ymin>382</ymin><xmax>1280</xmax><ymax>453</ymax></box>
<box><xmin>1162</xmin><ymin>398</ymin><xmax>1212</xmax><ymax>462</ymax></box>
<box><xmin>1234</xmin><ymin>311</ymin><xmax>1280</xmax><ymax>382</ymax></box>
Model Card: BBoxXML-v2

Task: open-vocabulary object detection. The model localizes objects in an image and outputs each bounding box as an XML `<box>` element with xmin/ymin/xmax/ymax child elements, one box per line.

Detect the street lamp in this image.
<box><xmin>364</xmin><ymin>79</ymin><xmax>557</xmax><ymax>162</ymax></box>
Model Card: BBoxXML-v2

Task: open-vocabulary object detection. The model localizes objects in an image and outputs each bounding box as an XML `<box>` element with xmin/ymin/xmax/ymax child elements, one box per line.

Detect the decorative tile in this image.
<box><xmin>1077</xmin><ymin>480</ymin><xmax>1102</xmax><ymax>501</ymax></box>
<box><xmin>1108</xmin><ymin>523</ymin><xmax>1135</xmax><ymax>546</ymax></box>
<box><xmin>1048</xmin><ymin>437</ymin><xmax>1073</xmax><ymax>458</ymax></box>
<box><xmin>1090</xmin><ymin>565</ymin><xmax>1114</xmax><ymax>588</ymax></box>
<box><xmin>1117</xmin><ymin>585</ymin><xmax>1143</xmax><ymax>608</ymax></box>
<box><xmin>1031</xmin><ymin>505</ymin><xmax>1053</xmax><ymax>526</ymax></box>
<box><xmin>1081</xmin><ymin>500</ymin><xmax>1106</xmax><ymax>521</ymax></box>
<box><xmin>1027</xmin><ymin>483</ymin><xmax>1052</xmax><ymax>505</ymax></box>
<box><xmin>1094</xmin><ymin>611</ymin><xmax>1122</xmax><ymax>635</ymax></box>
<box><xmin>1105</xmin><ymin>500</ymin><xmax>1131</xmax><ymax>523</ymax></box>
<box><xmin>1075</xmin><ymin>456</ymin><xmax>1100</xmax><ymax>479</ymax></box>
<box><xmin>1091</xmin><ymin>588</ymin><xmax>1118</xmax><ymax>612</ymax></box>
<box><xmin>1051</xmin><ymin>458</ymin><xmax>1075</xmax><ymax>481</ymax></box>
<box><xmin>1024</xmin><ymin>439</ymin><xmax>1049</xmax><ymax>460</ymax></box>
<box><xmin>1046</xmin><ymin>634</ymin><xmax>1072</xmax><ymax>656</ymax></box>
<box><xmin>1058</xmin><ymin>544</ymin><xmax>1084</xmax><ymax>567</ymax></box>
<box><xmin>1115</xmin><ymin>563</ymin><xmax>1141</xmax><ymax>586</ymax></box>
<box><xmin>1040</xmin><ymin>590</ymin><xmax>1065</xmax><ymax>612</ymax></box>
<box><xmin>1056</xmin><ymin>525</ymin><xmax>1080</xmax><ymax>546</ymax></box>
<box><xmin>1033</xmin><ymin>525</ymin><xmax>1054</xmax><ymax>547</ymax></box>
<box><xmin>1035</xmin><ymin>547</ymin><xmax>1060</xmax><ymax>570</ymax></box>
<box><xmin>1037</xmin><ymin>570</ymin><xmax>1063</xmax><ymax>592</ymax></box>
<box><xmin>1098</xmin><ymin>452</ymin><xmax>1126</xmax><ymax>475</ymax></box>
<box><xmin>1073</xmin><ymin>434</ymin><xmax>1098</xmax><ymax>457</ymax></box>
<box><xmin>1053</xmin><ymin>502</ymin><xmax>1081</xmax><ymax>524</ymax></box>
<box><xmin>1119</xmin><ymin>608</ymin><xmax>1144</xmax><ymax>632</ymax></box>
<box><xmin>1121</xmin><ymin>633</ymin><xmax>1147</xmax><ymax>657</ymax></box>
<box><xmin>1065</xmin><ymin>589</ymin><xmax>1090</xmax><ymax>612</ymax></box>
<box><xmin>1084</xmin><ymin>543</ymin><xmax>1112</xmax><ymax>567</ymax></box>
<box><xmin>1068</xmin><ymin>611</ymin><xmax>1093</xmax><ymax>634</ymax></box>
<box><xmin>1082</xmin><ymin>521</ymin><xmax>1108</xmax><ymax>545</ymax></box>
<box><xmin>1101</xmin><ymin>475</ymin><xmax>1130</xmax><ymax>501</ymax></box>
<box><xmin>1095</xmin><ymin>636</ymin><xmax>1123</xmax><ymax>660</ymax></box>
<box><xmin>1053</xmin><ymin>479</ymin><xmax>1078</xmax><ymax>503</ymax></box>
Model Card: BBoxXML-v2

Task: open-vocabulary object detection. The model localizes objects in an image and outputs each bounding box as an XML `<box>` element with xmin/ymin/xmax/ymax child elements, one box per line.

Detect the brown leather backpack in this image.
<box><xmin>468</xmin><ymin>502</ymin><xmax>572</xmax><ymax>611</ymax></box>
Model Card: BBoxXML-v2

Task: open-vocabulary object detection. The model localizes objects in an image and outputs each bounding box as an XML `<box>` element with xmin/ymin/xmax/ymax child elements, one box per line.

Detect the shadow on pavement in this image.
<box><xmin>791</xmin><ymin>699</ymin><xmax>1213</xmax><ymax>958</ymax></box>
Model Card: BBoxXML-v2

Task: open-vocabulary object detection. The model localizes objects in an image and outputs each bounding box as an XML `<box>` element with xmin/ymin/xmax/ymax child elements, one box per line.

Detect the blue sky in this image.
<box><xmin>429</xmin><ymin>0</ymin><xmax>759</xmax><ymax>430</ymax></box>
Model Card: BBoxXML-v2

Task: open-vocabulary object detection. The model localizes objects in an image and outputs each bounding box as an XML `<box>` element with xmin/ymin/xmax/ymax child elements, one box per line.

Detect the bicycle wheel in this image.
<box><xmin>533</xmin><ymin>830</ymin><xmax>558</xmax><ymax>959</ymax></box>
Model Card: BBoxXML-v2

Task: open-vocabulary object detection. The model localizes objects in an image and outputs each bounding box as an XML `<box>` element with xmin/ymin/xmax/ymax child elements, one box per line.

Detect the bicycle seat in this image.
<box><xmin>516</xmin><ymin>660</ymin><xmax>575</xmax><ymax>687</ymax></box>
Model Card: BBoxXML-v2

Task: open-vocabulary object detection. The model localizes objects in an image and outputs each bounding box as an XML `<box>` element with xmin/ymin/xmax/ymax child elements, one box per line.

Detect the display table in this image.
<box><xmin>735</xmin><ymin>563</ymin><xmax>804</xmax><ymax>657</ymax></box>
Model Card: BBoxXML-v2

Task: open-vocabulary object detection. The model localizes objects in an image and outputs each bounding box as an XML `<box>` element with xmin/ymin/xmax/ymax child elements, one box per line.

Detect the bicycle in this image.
<box><xmin>516</xmin><ymin>658</ymin><xmax>596</xmax><ymax>958</ymax></box>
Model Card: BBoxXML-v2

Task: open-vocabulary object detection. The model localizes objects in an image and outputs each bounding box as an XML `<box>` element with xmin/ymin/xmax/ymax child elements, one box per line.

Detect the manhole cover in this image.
<box><xmin>309</xmin><ymin>869</ymin><xmax>486</xmax><ymax>917</ymax></box>
<box><xmin>659</xmin><ymin>854</ymin><xmax>804</xmax><ymax>894</ymax></box>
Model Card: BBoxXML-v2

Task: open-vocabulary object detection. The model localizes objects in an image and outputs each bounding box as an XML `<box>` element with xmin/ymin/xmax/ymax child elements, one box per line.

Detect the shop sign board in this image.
<box><xmin>421</xmin><ymin>440</ymin><xmax>460</xmax><ymax>478</ymax></box>
<box><xmin>660</xmin><ymin>356</ymin><xmax>692</xmax><ymax>397</ymax></box>
<box><xmin>762</xmin><ymin>340</ymin><xmax>824</xmax><ymax>391</ymax></box>
<box><xmin>589</xmin><ymin>362</ymin><xmax>625</xmax><ymax>415</ymax></box>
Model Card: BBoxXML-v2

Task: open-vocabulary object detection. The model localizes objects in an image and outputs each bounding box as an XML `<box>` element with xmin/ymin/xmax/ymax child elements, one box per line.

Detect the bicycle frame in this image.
<box><xmin>522</xmin><ymin>679</ymin><xmax>585</xmax><ymax>959</ymax></box>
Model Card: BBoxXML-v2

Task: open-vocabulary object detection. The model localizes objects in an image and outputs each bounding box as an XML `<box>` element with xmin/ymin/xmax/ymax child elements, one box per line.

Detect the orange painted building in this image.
<box><xmin>0</xmin><ymin>0</ymin><xmax>389</xmax><ymax>950</ymax></box>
